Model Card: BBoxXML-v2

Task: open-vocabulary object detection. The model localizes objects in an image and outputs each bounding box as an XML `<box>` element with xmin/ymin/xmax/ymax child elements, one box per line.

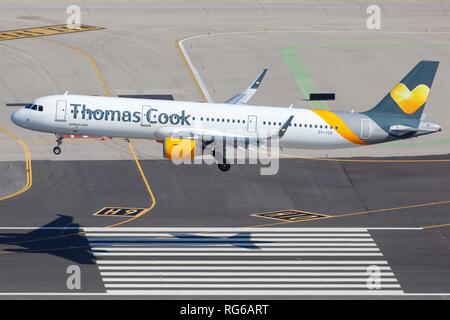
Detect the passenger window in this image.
<box><xmin>237</xmin><ymin>120</ymin><xmax>240</xmax><ymax>123</ymax></box>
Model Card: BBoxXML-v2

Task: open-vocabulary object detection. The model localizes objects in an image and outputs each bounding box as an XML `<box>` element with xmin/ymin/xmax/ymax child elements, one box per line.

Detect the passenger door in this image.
<box><xmin>141</xmin><ymin>105</ymin><xmax>152</xmax><ymax>126</ymax></box>
<box><xmin>247</xmin><ymin>115</ymin><xmax>257</xmax><ymax>132</ymax></box>
<box><xmin>55</xmin><ymin>100</ymin><xmax>67</xmax><ymax>122</ymax></box>
<box><xmin>360</xmin><ymin>118</ymin><xmax>372</xmax><ymax>140</ymax></box>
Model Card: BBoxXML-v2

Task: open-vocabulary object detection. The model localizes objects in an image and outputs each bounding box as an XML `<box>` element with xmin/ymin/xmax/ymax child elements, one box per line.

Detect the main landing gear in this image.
<box><xmin>53</xmin><ymin>134</ymin><xmax>63</xmax><ymax>155</ymax></box>
<box><xmin>212</xmin><ymin>147</ymin><xmax>231</xmax><ymax>172</ymax></box>
<box><xmin>218</xmin><ymin>163</ymin><xmax>231</xmax><ymax>172</ymax></box>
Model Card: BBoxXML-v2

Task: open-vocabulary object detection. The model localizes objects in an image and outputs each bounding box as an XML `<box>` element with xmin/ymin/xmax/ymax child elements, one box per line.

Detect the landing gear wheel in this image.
<box><xmin>53</xmin><ymin>134</ymin><xmax>64</xmax><ymax>155</ymax></box>
<box><xmin>218</xmin><ymin>163</ymin><xmax>231</xmax><ymax>172</ymax></box>
<box><xmin>53</xmin><ymin>146</ymin><xmax>61</xmax><ymax>155</ymax></box>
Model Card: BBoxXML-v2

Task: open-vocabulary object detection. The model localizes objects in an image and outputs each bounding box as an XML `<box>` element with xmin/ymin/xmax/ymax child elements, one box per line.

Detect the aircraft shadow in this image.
<box><xmin>0</xmin><ymin>215</ymin><xmax>96</xmax><ymax>264</ymax></box>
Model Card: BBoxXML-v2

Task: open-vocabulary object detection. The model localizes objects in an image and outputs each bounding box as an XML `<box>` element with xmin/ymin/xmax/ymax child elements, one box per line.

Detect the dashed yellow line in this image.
<box><xmin>0</xmin><ymin>127</ymin><xmax>32</xmax><ymax>201</ymax></box>
<box><xmin>0</xmin><ymin>24</ymin><xmax>104</xmax><ymax>42</ymax></box>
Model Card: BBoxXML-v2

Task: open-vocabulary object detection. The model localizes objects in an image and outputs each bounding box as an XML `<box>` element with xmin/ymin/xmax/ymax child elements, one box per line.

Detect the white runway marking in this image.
<box><xmin>85</xmin><ymin>228</ymin><xmax>404</xmax><ymax>295</ymax></box>
<box><xmin>97</xmin><ymin>266</ymin><xmax>392</xmax><ymax>271</ymax></box>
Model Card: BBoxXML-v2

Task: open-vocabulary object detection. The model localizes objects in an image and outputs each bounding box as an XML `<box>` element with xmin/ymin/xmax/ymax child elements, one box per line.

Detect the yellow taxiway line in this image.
<box><xmin>0</xmin><ymin>127</ymin><xmax>32</xmax><ymax>201</ymax></box>
<box><xmin>44</xmin><ymin>39</ymin><xmax>155</xmax><ymax>227</ymax></box>
<box><xmin>105</xmin><ymin>142</ymin><xmax>156</xmax><ymax>228</ymax></box>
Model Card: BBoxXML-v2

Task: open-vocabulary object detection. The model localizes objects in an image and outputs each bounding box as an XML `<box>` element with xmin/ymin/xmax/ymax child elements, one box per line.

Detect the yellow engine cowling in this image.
<box><xmin>163</xmin><ymin>137</ymin><xmax>196</xmax><ymax>161</ymax></box>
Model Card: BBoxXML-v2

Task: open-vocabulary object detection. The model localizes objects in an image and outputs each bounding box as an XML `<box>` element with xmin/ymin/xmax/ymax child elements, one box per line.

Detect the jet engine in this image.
<box><xmin>163</xmin><ymin>137</ymin><xmax>197</xmax><ymax>161</ymax></box>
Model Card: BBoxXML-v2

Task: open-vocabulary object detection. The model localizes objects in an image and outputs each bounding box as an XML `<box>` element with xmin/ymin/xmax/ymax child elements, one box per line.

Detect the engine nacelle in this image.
<box><xmin>163</xmin><ymin>137</ymin><xmax>197</xmax><ymax>161</ymax></box>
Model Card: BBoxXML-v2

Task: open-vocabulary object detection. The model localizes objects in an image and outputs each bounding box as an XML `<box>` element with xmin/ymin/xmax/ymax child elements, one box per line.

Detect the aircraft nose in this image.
<box><xmin>10</xmin><ymin>109</ymin><xmax>26</xmax><ymax>128</ymax></box>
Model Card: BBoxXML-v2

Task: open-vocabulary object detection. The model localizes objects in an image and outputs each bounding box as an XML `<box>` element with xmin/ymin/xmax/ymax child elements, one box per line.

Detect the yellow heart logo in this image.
<box><xmin>390</xmin><ymin>83</ymin><xmax>430</xmax><ymax>114</ymax></box>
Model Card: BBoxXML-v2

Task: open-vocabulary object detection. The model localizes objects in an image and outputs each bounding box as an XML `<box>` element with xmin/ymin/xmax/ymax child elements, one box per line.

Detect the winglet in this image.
<box><xmin>250</xmin><ymin>68</ymin><xmax>268</xmax><ymax>89</ymax></box>
<box><xmin>277</xmin><ymin>115</ymin><xmax>294</xmax><ymax>139</ymax></box>
<box><xmin>224</xmin><ymin>69</ymin><xmax>268</xmax><ymax>105</ymax></box>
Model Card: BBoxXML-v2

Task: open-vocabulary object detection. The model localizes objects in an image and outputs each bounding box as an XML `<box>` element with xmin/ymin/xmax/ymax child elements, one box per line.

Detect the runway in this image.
<box><xmin>0</xmin><ymin>226</ymin><xmax>448</xmax><ymax>297</ymax></box>
<box><xmin>0</xmin><ymin>157</ymin><xmax>449</xmax><ymax>298</ymax></box>
<box><xmin>90</xmin><ymin>227</ymin><xmax>402</xmax><ymax>296</ymax></box>
<box><xmin>0</xmin><ymin>0</ymin><xmax>449</xmax><ymax>299</ymax></box>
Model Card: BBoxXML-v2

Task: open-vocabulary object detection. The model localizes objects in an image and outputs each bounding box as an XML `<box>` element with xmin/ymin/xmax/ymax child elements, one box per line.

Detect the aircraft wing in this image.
<box><xmin>224</xmin><ymin>69</ymin><xmax>268</xmax><ymax>105</ymax></box>
<box><xmin>155</xmin><ymin>115</ymin><xmax>294</xmax><ymax>145</ymax></box>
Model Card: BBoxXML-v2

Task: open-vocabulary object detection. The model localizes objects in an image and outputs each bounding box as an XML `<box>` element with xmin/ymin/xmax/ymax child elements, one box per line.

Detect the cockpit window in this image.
<box><xmin>26</xmin><ymin>104</ymin><xmax>44</xmax><ymax>111</ymax></box>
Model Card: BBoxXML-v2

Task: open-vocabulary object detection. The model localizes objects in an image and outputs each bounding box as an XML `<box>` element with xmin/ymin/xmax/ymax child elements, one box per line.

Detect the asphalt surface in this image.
<box><xmin>0</xmin><ymin>157</ymin><xmax>449</xmax><ymax>297</ymax></box>
<box><xmin>1</xmin><ymin>0</ymin><xmax>450</xmax><ymax>299</ymax></box>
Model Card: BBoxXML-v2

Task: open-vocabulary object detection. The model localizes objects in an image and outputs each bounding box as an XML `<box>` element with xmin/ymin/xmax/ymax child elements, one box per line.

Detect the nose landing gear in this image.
<box><xmin>53</xmin><ymin>134</ymin><xmax>63</xmax><ymax>155</ymax></box>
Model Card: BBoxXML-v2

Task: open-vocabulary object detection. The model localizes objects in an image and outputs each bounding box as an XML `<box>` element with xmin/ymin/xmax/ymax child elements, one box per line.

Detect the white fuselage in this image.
<box><xmin>11</xmin><ymin>94</ymin><xmax>360</xmax><ymax>149</ymax></box>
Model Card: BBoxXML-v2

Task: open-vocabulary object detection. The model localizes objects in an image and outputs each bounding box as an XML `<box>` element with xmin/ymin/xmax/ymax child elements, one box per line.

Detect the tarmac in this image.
<box><xmin>0</xmin><ymin>0</ymin><xmax>449</xmax><ymax>299</ymax></box>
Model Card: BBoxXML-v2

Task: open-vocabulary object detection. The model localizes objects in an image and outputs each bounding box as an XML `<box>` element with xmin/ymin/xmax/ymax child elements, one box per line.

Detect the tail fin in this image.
<box><xmin>365</xmin><ymin>61</ymin><xmax>439</xmax><ymax>125</ymax></box>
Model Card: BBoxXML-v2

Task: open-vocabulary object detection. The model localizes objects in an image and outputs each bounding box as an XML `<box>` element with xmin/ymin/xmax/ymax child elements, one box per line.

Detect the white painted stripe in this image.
<box><xmin>88</xmin><ymin>238</ymin><xmax>374</xmax><ymax>242</ymax></box>
<box><xmin>98</xmin><ymin>266</ymin><xmax>392</xmax><ymax>271</ymax></box>
<box><xmin>90</xmin><ymin>242</ymin><xmax>377</xmax><ymax>247</ymax></box>
<box><xmin>104</xmin><ymin>290</ymin><xmax>406</xmax><ymax>295</ymax></box>
<box><xmin>93</xmin><ymin>252</ymin><xmax>383</xmax><ymax>257</ymax></box>
<box><xmin>96</xmin><ymin>260</ymin><xmax>389</xmax><ymax>265</ymax></box>
<box><xmin>91</xmin><ymin>247</ymin><xmax>380</xmax><ymax>252</ymax></box>
<box><xmin>85</xmin><ymin>233</ymin><xmax>371</xmax><ymax>237</ymax></box>
<box><xmin>104</xmin><ymin>283</ymin><xmax>401</xmax><ymax>288</ymax></box>
<box><xmin>102</xmin><ymin>277</ymin><xmax>399</xmax><ymax>283</ymax></box>
<box><xmin>82</xmin><ymin>228</ymin><xmax>369</xmax><ymax>232</ymax></box>
<box><xmin>178</xmin><ymin>37</ymin><xmax>214</xmax><ymax>102</ymax></box>
<box><xmin>7</xmin><ymin>291</ymin><xmax>450</xmax><ymax>296</ymax></box>
<box><xmin>100</xmin><ymin>271</ymin><xmax>395</xmax><ymax>277</ymax></box>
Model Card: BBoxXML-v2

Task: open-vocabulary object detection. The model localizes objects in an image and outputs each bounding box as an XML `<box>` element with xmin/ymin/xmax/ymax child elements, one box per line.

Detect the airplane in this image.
<box><xmin>11</xmin><ymin>60</ymin><xmax>441</xmax><ymax>172</ymax></box>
